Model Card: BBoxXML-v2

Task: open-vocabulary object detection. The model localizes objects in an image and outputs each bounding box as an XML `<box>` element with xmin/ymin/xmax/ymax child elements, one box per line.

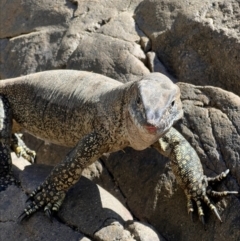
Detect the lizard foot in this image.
<box><xmin>19</xmin><ymin>184</ymin><xmax>66</xmax><ymax>222</ymax></box>
<box><xmin>11</xmin><ymin>133</ymin><xmax>36</xmax><ymax>163</ymax></box>
<box><xmin>185</xmin><ymin>169</ymin><xmax>238</xmax><ymax>225</ymax></box>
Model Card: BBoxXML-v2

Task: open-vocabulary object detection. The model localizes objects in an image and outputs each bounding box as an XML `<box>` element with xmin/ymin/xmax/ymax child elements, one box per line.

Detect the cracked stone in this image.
<box><xmin>0</xmin><ymin>185</ymin><xmax>89</xmax><ymax>241</ymax></box>
<box><xmin>66</xmin><ymin>32</ymin><xmax>149</xmax><ymax>82</ymax></box>
<box><xmin>1</xmin><ymin>0</ymin><xmax>240</xmax><ymax>240</ymax></box>
<box><xmin>96</xmin><ymin>12</ymin><xmax>144</xmax><ymax>43</ymax></box>
<box><xmin>146</xmin><ymin>51</ymin><xmax>175</xmax><ymax>82</ymax></box>
<box><xmin>102</xmin><ymin>83</ymin><xmax>240</xmax><ymax>241</ymax></box>
<box><xmin>19</xmin><ymin>164</ymin><xmax>133</xmax><ymax>238</ymax></box>
<box><xmin>126</xmin><ymin>221</ymin><xmax>166</xmax><ymax>241</ymax></box>
<box><xmin>134</xmin><ymin>0</ymin><xmax>240</xmax><ymax>95</ymax></box>
<box><xmin>94</xmin><ymin>219</ymin><xmax>135</xmax><ymax>241</ymax></box>
<box><xmin>0</xmin><ymin>0</ymin><xmax>73</xmax><ymax>39</ymax></box>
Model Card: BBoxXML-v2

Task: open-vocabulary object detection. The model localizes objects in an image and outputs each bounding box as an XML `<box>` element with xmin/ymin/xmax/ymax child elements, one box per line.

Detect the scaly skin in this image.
<box><xmin>11</xmin><ymin>133</ymin><xmax>36</xmax><ymax>163</ymax></box>
<box><xmin>153</xmin><ymin>127</ymin><xmax>238</xmax><ymax>225</ymax></box>
<box><xmin>0</xmin><ymin>96</ymin><xmax>19</xmax><ymax>191</ymax></box>
<box><xmin>0</xmin><ymin>70</ymin><xmax>183</xmax><ymax>220</ymax></box>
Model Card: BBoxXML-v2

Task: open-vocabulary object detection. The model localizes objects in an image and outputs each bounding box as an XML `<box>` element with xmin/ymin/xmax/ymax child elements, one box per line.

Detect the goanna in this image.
<box><xmin>0</xmin><ymin>70</ymin><xmax>237</xmax><ymax>225</ymax></box>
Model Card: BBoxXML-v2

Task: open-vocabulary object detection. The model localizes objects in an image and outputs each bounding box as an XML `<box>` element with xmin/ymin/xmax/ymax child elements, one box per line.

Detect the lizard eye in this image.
<box><xmin>136</xmin><ymin>95</ymin><xmax>141</xmax><ymax>105</ymax></box>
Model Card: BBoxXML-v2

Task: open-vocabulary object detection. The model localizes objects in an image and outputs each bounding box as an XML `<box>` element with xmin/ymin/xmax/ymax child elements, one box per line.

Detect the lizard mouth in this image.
<box><xmin>145</xmin><ymin>125</ymin><xmax>158</xmax><ymax>134</ymax></box>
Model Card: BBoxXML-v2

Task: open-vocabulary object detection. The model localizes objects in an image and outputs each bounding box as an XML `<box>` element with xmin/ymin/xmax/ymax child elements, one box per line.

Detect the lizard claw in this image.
<box><xmin>44</xmin><ymin>207</ymin><xmax>53</xmax><ymax>223</ymax></box>
<box><xmin>200</xmin><ymin>215</ymin><xmax>205</xmax><ymax>225</ymax></box>
<box><xmin>189</xmin><ymin>211</ymin><xmax>194</xmax><ymax>222</ymax></box>
<box><xmin>11</xmin><ymin>133</ymin><xmax>36</xmax><ymax>163</ymax></box>
<box><xmin>212</xmin><ymin>207</ymin><xmax>222</xmax><ymax>223</ymax></box>
<box><xmin>200</xmin><ymin>216</ymin><xmax>207</xmax><ymax>230</ymax></box>
<box><xmin>18</xmin><ymin>211</ymin><xmax>29</xmax><ymax>222</ymax></box>
<box><xmin>184</xmin><ymin>169</ymin><xmax>237</xmax><ymax>225</ymax></box>
<box><xmin>20</xmin><ymin>183</ymin><xmax>66</xmax><ymax>222</ymax></box>
<box><xmin>25</xmin><ymin>195</ymin><xmax>34</xmax><ymax>203</ymax></box>
<box><xmin>18</xmin><ymin>211</ymin><xmax>28</xmax><ymax>222</ymax></box>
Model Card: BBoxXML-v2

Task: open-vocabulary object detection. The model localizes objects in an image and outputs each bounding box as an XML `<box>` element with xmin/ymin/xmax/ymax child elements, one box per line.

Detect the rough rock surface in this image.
<box><xmin>103</xmin><ymin>83</ymin><xmax>240</xmax><ymax>241</ymax></box>
<box><xmin>134</xmin><ymin>0</ymin><xmax>240</xmax><ymax>95</ymax></box>
<box><xmin>1</xmin><ymin>0</ymin><xmax>240</xmax><ymax>240</ymax></box>
<box><xmin>19</xmin><ymin>164</ymin><xmax>136</xmax><ymax>240</ymax></box>
<box><xmin>1</xmin><ymin>162</ymin><xmax>163</xmax><ymax>241</ymax></box>
<box><xmin>0</xmin><ymin>185</ymin><xmax>90</xmax><ymax>241</ymax></box>
<box><xmin>0</xmin><ymin>0</ymin><xmax>149</xmax><ymax>82</ymax></box>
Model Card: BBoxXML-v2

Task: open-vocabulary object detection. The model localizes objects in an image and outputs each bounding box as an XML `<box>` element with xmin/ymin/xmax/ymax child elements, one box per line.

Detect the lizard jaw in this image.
<box><xmin>145</xmin><ymin>124</ymin><xmax>157</xmax><ymax>134</ymax></box>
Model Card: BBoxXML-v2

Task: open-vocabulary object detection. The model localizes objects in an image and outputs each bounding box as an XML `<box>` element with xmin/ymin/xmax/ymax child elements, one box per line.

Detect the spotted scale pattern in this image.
<box><xmin>153</xmin><ymin>127</ymin><xmax>238</xmax><ymax>225</ymax></box>
<box><xmin>0</xmin><ymin>95</ymin><xmax>18</xmax><ymax>191</ymax></box>
<box><xmin>20</xmin><ymin>130</ymin><xmax>111</xmax><ymax>219</ymax></box>
<box><xmin>11</xmin><ymin>133</ymin><xmax>36</xmax><ymax>163</ymax></box>
<box><xmin>0</xmin><ymin>70</ymin><xmax>182</xmax><ymax>220</ymax></box>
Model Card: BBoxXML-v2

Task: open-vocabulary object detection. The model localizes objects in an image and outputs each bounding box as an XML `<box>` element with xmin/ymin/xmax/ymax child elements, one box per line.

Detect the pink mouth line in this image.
<box><xmin>145</xmin><ymin>125</ymin><xmax>158</xmax><ymax>134</ymax></box>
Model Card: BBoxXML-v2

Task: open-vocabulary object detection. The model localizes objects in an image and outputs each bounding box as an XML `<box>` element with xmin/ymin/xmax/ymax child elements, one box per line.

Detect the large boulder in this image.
<box><xmin>0</xmin><ymin>184</ymin><xmax>91</xmax><ymax>241</ymax></box>
<box><xmin>0</xmin><ymin>0</ymin><xmax>148</xmax><ymax>82</ymax></box>
<box><xmin>102</xmin><ymin>83</ymin><xmax>240</xmax><ymax>240</ymax></box>
<box><xmin>1</xmin><ymin>0</ymin><xmax>240</xmax><ymax>240</ymax></box>
<box><xmin>134</xmin><ymin>0</ymin><xmax>240</xmax><ymax>94</ymax></box>
<box><xmin>1</xmin><ymin>163</ymin><xmax>164</xmax><ymax>241</ymax></box>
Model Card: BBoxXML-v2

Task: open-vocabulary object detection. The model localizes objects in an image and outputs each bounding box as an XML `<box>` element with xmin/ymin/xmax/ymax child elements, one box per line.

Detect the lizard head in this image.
<box><xmin>126</xmin><ymin>73</ymin><xmax>183</xmax><ymax>150</ymax></box>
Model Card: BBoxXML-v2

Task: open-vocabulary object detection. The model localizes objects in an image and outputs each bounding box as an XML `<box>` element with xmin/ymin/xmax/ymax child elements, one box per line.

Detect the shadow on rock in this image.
<box><xmin>19</xmin><ymin>164</ymin><xmax>133</xmax><ymax>239</ymax></box>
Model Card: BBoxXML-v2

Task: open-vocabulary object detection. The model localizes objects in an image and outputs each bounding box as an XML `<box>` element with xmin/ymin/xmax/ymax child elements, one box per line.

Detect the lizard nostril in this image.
<box><xmin>171</xmin><ymin>100</ymin><xmax>175</xmax><ymax>107</ymax></box>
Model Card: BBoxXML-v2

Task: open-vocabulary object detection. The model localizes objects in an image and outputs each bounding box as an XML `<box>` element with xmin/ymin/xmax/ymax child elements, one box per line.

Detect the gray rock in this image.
<box><xmin>20</xmin><ymin>164</ymin><xmax>133</xmax><ymax>238</ymax></box>
<box><xmin>94</xmin><ymin>219</ymin><xmax>135</xmax><ymax>241</ymax></box>
<box><xmin>1</xmin><ymin>0</ymin><xmax>240</xmax><ymax>240</ymax></box>
<box><xmin>0</xmin><ymin>0</ymin><xmax>149</xmax><ymax>83</ymax></box>
<box><xmin>0</xmin><ymin>185</ymin><xmax>90</xmax><ymax>241</ymax></box>
<box><xmin>126</xmin><ymin>221</ymin><xmax>166</xmax><ymax>241</ymax></box>
<box><xmin>176</xmin><ymin>82</ymin><xmax>240</xmax><ymax>188</ymax></box>
<box><xmin>0</xmin><ymin>28</ymin><xmax>66</xmax><ymax>79</ymax></box>
<box><xmin>146</xmin><ymin>51</ymin><xmax>176</xmax><ymax>82</ymax></box>
<box><xmin>102</xmin><ymin>83</ymin><xmax>240</xmax><ymax>241</ymax></box>
<box><xmin>66</xmin><ymin>32</ymin><xmax>149</xmax><ymax>82</ymax></box>
<box><xmin>0</xmin><ymin>0</ymin><xmax>73</xmax><ymax>38</ymax></box>
<box><xmin>21</xmin><ymin>132</ymin><xmax>71</xmax><ymax>166</ymax></box>
<box><xmin>135</xmin><ymin>0</ymin><xmax>240</xmax><ymax>95</ymax></box>
<box><xmin>96</xmin><ymin>12</ymin><xmax>144</xmax><ymax>43</ymax></box>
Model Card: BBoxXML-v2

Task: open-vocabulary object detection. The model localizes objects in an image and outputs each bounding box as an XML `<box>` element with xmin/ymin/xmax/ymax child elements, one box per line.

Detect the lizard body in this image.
<box><xmin>0</xmin><ymin>70</ymin><xmax>236</xmax><ymax>224</ymax></box>
<box><xmin>0</xmin><ymin>70</ymin><xmax>183</xmax><ymax>218</ymax></box>
<box><xmin>0</xmin><ymin>70</ymin><xmax>181</xmax><ymax>150</ymax></box>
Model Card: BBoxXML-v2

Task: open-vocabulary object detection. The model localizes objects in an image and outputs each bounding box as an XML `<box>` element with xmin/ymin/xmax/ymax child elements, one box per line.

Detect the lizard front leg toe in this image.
<box><xmin>195</xmin><ymin>199</ymin><xmax>206</xmax><ymax>225</ymax></box>
<box><xmin>206</xmin><ymin>169</ymin><xmax>238</xmax><ymax>197</ymax></box>
<box><xmin>44</xmin><ymin>203</ymin><xmax>54</xmax><ymax>222</ymax></box>
<box><xmin>207</xmin><ymin>169</ymin><xmax>230</xmax><ymax>183</ymax></box>
<box><xmin>185</xmin><ymin>171</ymin><xmax>237</xmax><ymax>225</ymax></box>
<box><xmin>207</xmin><ymin>188</ymin><xmax>238</xmax><ymax>197</ymax></box>
<box><xmin>11</xmin><ymin>133</ymin><xmax>36</xmax><ymax>163</ymax></box>
<box><xmin>20</xmin><ymin>185</ymin><xmax>66</xmax><ymax>222</ymax></box>
<box><xmin>185</xmin><ymin>194</ymin><xmax>194</xmax><ymax>221</ymax></box>
<box><xmin>43</xmin><ymin>195</ymin><xmax>65</xmax><ymax>222</ymax></box>
<box><xmin>18</xmin><ymin>201</ymin><xmax>41</xmax><ymax>221</ymax></box>
<box><xmin>202</xmin><ymin>195</ymin><xmax>222</xmax><ymax>222</ymax></box>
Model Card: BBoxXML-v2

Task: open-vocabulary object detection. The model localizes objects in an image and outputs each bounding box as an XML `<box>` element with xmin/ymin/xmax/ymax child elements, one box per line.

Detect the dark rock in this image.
<box><xmin>102</xmin><ymin>84</ymin><xmax>240</xmax><ymax>241</ymax></box>
<box><xmin>1</xmin><ymin>0</ymin><xmax>240</xmax><ymax>240</ymax></box>
<box><xmin>19</xmin><ymin>164</ymin><xmax>133</xmax><ymax>239</ymax></box>
<box><xmin>0</xmin><ymin>185</ymin><xmax>90</xmax><ymax>241</ymax></box>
